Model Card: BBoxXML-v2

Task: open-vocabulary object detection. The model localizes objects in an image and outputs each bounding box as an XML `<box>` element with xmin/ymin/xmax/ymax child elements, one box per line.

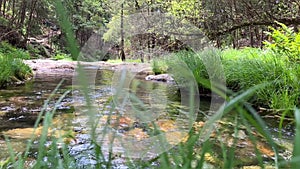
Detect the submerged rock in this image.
<box><xmin>145</xmin><ymin>74</ymin><xmax>174</xmax><ymax>83</ymax></box>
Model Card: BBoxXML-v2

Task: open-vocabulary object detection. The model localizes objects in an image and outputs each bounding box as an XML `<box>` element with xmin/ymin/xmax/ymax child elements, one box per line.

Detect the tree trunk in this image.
<box><xmin>254</xmin><ymin>26</ymin><xmax>261</xmax><ymax>47</ymax></box>
<box><xmin>250</xmin><ymin>26</ymin><xmax>254</xmax><ymax>47</ymax></box>
<box><xmin>294</xmin><ymin>24</ymin><xmax>299</xmax><ymax>33</ymax></box>
<box><xmin>2</xmin><ymin>0</ymin><xmax>6</xmax><ymax>16</ymax></box>
<box><xmin>236</xmin><ymin>29</ymin><xmax>239</xmax><ymax>48</ymax></box>
<box><xmin>260</xmin><ymin>28</ymin><xmax>264</xmax><ymax>49</ymax></box>
<box><xmin>147</xmin><ymin>2</ymin><xmax>151</xmax><ymax>61</ymax></box>
<box><xmin>232</xmin><ymin>31</ymin><xmax>236</xmax><ymax>48</ymax></box>
<box><xmin>0</xmin><ymin>0</ymin><xmax>2</xmax><ymax>14</ymax></box>
<box><xmin>18</xmin><ymin>0</ymin><xmax>27</xmax><ymax>27</ymax></box>
<box><xmin>120</xmin><ymin>2</ymin><xmax>125</xmax><ymax>61</ymax></box>
<box><xmin>216</xmin><ymin>37</ymin><xmax>221</xmax><ymax>48</ymax></box>
<box><xmin>26</xmin><ymin>0</ymin><xmax>38</xmax><ymax>38</ymax></box>
<box><xmin>139</xmin><ymin>37</ymin><xmax>144</xmax><ymax>63</ymax></box>
<box><xmin>11</xmin><ymin>0</ymin><xmax>15</xmax><ymax>23</ymax></box>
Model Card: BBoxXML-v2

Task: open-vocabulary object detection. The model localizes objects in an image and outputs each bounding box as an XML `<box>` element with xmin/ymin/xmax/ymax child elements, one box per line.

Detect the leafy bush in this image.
<box><xmin>264</xmin><ymin>22</ymin><xmax>300</xmax><ymax>62</ymax></box>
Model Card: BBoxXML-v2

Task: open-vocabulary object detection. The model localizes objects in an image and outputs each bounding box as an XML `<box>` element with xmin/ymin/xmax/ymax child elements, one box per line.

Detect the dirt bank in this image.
<box><xmin>24</xmin><ymin>59</ymin><xmax>153</xmax><ymax>77</ymax></box>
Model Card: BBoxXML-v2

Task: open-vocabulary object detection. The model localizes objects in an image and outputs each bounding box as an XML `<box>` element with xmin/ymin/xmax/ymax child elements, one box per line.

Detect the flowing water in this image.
<box><xmin>0</xmin><ymin>69</ymin><xmax>295</xmax><ymax>168</ymax></box>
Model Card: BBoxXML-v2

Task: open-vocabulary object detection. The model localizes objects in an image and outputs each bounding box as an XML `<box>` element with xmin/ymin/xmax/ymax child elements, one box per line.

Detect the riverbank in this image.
<box><xmin>23</xmin><ymin>59</ymin><xmax>153</xmax><ymax>77</ymax></box>
<box><xmin>152</xmin><ymin>48</ymin><xmax>300</xmax><ymax>117</ymax></box>
<box><xmin>0</xmin><ymin>57</ymin><xmax>32</xmax><ymax>88</ymax></box>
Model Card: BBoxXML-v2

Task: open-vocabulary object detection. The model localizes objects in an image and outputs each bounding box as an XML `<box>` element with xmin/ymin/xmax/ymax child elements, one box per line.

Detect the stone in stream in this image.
<box><xmin>145</xmin><ymin>74</ymin><xmax>174</xmax><ymax>83</ymax></box>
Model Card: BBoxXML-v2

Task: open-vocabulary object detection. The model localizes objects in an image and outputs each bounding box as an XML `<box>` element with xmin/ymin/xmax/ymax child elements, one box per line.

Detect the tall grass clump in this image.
<box><xmin>152</xmin><ymin>47</ymin><xmax>299</xmax><ymax>115</ymax></box>
<box><xmin>262</xmin><ymin>22</ymin><xmax>300</xmax><ymax>112</ymax></box>
<box><xmin>0</xmin><ymin>42</ymin><xmax>32</xmax><ymax>88</ymax></box>
<box><xmin>222</xmin><ymin>47</ymin><xmax>300</xmax><ymax>112</ymax></box>
<box><xmin>152</xmin><ymin>50</ymin><xmax>220</xmax><ymax>84</ymax></box>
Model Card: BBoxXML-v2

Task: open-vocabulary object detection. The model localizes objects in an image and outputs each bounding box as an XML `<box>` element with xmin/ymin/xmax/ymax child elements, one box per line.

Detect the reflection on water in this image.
<box><xmin>0</xmin><ymin>72</ymin><xmax>76</xmax><ymax>160</ymax></box>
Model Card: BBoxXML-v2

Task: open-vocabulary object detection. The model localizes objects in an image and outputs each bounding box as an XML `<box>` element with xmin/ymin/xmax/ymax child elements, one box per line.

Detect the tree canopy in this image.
<box><xmin>0</xmin><ymin>0</ymin><xmax>299</xmax><ymax>56</ymax></box>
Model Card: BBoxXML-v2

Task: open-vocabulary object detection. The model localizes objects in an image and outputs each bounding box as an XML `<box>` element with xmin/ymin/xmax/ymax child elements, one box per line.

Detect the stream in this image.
<box><xmin>0</xmin><ymin>68</ymin><xmax>295</xmax><ymax>168</ymax></box>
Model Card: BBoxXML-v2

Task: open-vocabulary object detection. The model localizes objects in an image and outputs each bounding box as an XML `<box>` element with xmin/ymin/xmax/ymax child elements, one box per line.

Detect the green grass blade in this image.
<box><xmin>239</xmin><ymin>106</ymin><xmax>265</xmax><ymax>168</ymax></box>
<box><xmin>292</xmin><ymin>108</ymin><xmax>300</xmax><ymax>168</ymax></box>
<box><xmin>23</xmin><ymin>80</ymin><xmax>65</xmax><ymax>159</ymax></box>
<box><xmin>54</xmin><ymin>0</ymin><xmax>79</xmax><ymax>60</ymax></box>
<box><xmin>3</xmin><ymin>136</ymin><xmax>16</xmax><ymax>168</ymax></box>
<box><xmin>35</xmin><ymin>90</ymin><xmax>71</xmax><ymax>168</ymax></box>
<box><xmin>244</xmin><ymin>103</ymin><xmax>279</xmax><ymax>168</ymax></box>
<box><xmin>199</xmin><ymin>83</ymin><xmax>267</xmax><ymax>142</ymax></box>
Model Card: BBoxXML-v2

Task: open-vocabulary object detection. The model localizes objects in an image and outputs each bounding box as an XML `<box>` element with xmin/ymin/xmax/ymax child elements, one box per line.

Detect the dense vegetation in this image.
<box><xmin>1</xmin><ymin>0</ymin><xmax>299</xmax><ymax>87</ymax></box>
<box><xmin>1</xmin><ymin>0</ymin><xmax>300</xmax><ymax>168</ymax></box>
<box><xmin>153</xmin><ymin>23</ymin><xmax>300</xmax><ymax>116</ymax></box>
<box><xmin>0</xmin><ymin>0</ymin><xmax>299</xmax><ymax>59</ymax></box>
<box><xmin>0</xmin><ymin>42</ymin><xmax>32</xmax><ymax>87</ymax></box>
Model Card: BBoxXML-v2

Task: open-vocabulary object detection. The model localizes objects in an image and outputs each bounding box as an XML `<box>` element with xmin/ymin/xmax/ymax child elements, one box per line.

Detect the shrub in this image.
<box><xmin>264</xmin><ymin>22</ymin><xmax>300</xmax><ymax>62</ymax></box>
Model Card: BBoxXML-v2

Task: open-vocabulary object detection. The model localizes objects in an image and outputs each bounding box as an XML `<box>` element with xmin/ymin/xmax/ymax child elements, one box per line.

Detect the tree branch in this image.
<box><xmin>209</xmin><ymin>17</ymin><xmax>300</xmax><ymax>39</ymax></box>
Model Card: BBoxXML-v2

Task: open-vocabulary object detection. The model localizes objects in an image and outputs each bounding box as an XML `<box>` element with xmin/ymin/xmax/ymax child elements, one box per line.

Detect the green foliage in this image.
<box><xmin>222</xmin><ymin>48</ymin><xmax>300</xmax><ymax>112</ymax></box>
<box><xmin>0</xmin><ymin>42</ymin><xmax>31</xmax><ymax>60</ymax></box>
<box><xmin>264</xmin><ymin>22</ymin><xmax>300</xmax><ymax>62</ymax></box>
<box><xmin>0</xmin><ymin>41</ymin><xmax>32</xmax><ymax>87</ymax></box>
<box><xmin>0</xmin><ymin>54</ymin><xmax>32</xmax><ymax>88</ymax></box>
<box><xmin>26</xmin><ymin>44</ymin><xmax>43</xmax><ymax>59</ymax></box>
<box><xmin>52</xmin><ymin>52</ymin><xmax>73</xmax><ymax>61</ymax></box>
<box><xmin>152</xmin><ymin>58</ymin><xmax>169</xmax><ymax>74</ymax></box>
<box><xmin>0</xmin><ymin>16</ymin><xmax>9</xmax><ymax>26</ymax></box>
<box><xmin>103</xmin><ymin>15</ymin><xmax>121</xmax><ymax>43</ymax></box>
<box><xmin>169</xmin><ymin>0</ymin><xmax>203</xmax><ymax>19</ymax></box>
<box><xmin>153</xmin><ymin>48</ymin><xmax>300</xmax><ymax>114</ymax></box>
